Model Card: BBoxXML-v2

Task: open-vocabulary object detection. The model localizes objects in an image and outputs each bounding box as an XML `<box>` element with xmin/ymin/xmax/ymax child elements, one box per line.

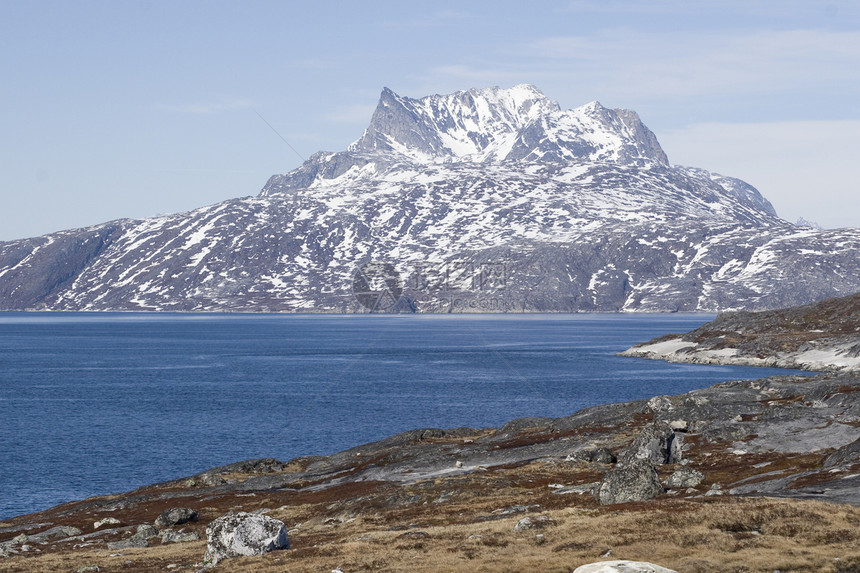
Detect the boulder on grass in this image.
<box><xmin>106</xmin><ymin>524</ymin><xmax>159</xmax><ymax>550</ymax></box>
<box><xmin>204</xmin><ymin>512</ymin><xmax>289</xmax><ymax>566</ymax></box>
<box><xmin>573</xmin><ymin>560</ymin><xmax>678</xmax><ymax>573</ymax></box>
<box><xmin>161</xmin><ymin>529</ymin><xmax>200</xmax><ymax>544</ymax></box>
<box><xmin>598</xmin><ymin>459</ymin><xmax>663</xmax><ymax>505</ymax></box>
<box><xmin>93</xmin><ymin>517</ymin><xmax>121</xmax><ymax>530</ymax></box>
<box><xmin>513</xmin><ymin>515</ymin><xmax>553</xmax><ymax>531</ymax></box>
<box><xmin>26</xmin><ymin>525</ymin><xmax>83</xmax><ymax>543</ymax></box>
<box><xmin>155</xmin><ymin>507</ymin><xmax>199</xmax><ymax>528</ymax></box>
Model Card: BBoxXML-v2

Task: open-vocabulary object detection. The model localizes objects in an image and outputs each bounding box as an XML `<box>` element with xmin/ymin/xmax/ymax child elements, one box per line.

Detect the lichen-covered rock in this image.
<box><xmin>235</xmin><ymin>458</ymin><xmax>286</xmax><ymax>473</ymax></box>
<box><xmin>135</xmin><ymin>524</ymin><xmax>159</xmax><ymax>539</ymax></box>
<box><xmin>21</xmin><ymin>525</ymin><xmax>83</xmax><ymax>544</ymax></box>
<box><xmin>513</xmin><ymin>515</ymin><xmax>553</xmax><ymax>531</ymax></box>
<box><xmin>573</xmin><ymin>560</ymin><xmax>678</xmax><ymax>573</ymax></box>
<box><xmin>106</xmin><ymin>524</ymin><xmax>158</xmax><ymax>550</ymax></box>
<box><xmin>161</xmin><ymin>529</ymin><xmax>200</xmax><ymax>544</ymax></box>
<box><xmin>568</xmin><ymin>447</ymin><xmax>617</xmax><ymax>464</ymax></box>
<box><xmin>619</xmin><ymin>421</ymin><xmax>682</xmax><ymax>465</ymax></box>
<box><xmin>155</xmin><ymin>507</ymin><xmax>198</xmax><ymax>528</ymax></box>
<box><xmin>598</xmin><ymin>459</ymin><xmax>663</xmax><ymax>505</ymax></box>
<box><xmin>199</xmin><ymin>473</ymin><xmax>227</xmax><ymax>486</ymax></box>
<box><xmin>93</xmin><ymin>517</ymin><xmax>121</xmax><ymax>530</ymax></box>
<box><xmin>204</xmin><ymin>512</ymin><xmax>289</xmax><ymax>566</ymax></box>
<box><xmin>0</xmin><ymin>526</ymin><xmax>83</xmax><ymax>553</ymax></box>
<box><xmin>665</xmin><ymin>466</ymin><xmax>704</xmax><ymax>489</ymax></box>
<box><xmin>647</xmin><ymin>395</ymin><xmax>674</xmax><ymax>413</ymax></box>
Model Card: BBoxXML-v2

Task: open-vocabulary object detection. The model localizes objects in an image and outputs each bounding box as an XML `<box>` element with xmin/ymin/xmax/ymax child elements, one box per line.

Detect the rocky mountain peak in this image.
<box><xmin>348</xmin><ymin>85</ymin><xmax>669</xmax><ymax>166</ymax></box>
<box><xmin>348</xmin><ymin>84</ymin><xmax>558</xmax><ymax>161</ymax></box>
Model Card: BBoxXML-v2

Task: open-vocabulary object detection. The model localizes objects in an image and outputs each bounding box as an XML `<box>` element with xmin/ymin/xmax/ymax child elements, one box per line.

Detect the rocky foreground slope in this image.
<box><xmin>622</xmin><ymin>292</ymin><xmax>860</xmax><ymax>371</ymax></box>
<box><xmin>2</xmin><ymin>85</ymin><xmax>860</xmax><ymax>312</ymax></box>
<box><xmin>4</xmin><ymin>368</ymin><xmax>860</xmax><ymax>571</ymax></box>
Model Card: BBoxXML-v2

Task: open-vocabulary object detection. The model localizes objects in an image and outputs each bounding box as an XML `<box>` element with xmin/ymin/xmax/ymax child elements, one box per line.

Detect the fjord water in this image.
<box><xmin>0</xmin><ymin>313</ymin><xmax>809</xmax><ymax>520</ymax></box>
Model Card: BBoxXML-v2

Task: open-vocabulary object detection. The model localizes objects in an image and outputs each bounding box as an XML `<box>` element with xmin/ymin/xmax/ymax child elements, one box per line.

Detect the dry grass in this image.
<box><xmin>5</xmin><ymin>459</ymin><xmax>860</xmax><ymax>573</ymax></box>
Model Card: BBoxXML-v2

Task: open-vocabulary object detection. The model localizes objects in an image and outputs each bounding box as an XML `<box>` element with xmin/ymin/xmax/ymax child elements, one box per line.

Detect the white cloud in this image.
<box><xmin>411</xmin><ymin>28</ymin><xmax>860</xmax><ymax>110</ymax></box>
<box><xmin>526</xmin><ymin>29</ymin><xmax>860</xmax><ymax>100</ymax></box>
<box><xmin>658</xmin><ymin>120</ymin><xmax>860</xmax><ymax>229</ymax></box>
<box><xmin>558</xmin><ymin>0</ymin><xmax>860</xmax><ymax>20</ymax></box>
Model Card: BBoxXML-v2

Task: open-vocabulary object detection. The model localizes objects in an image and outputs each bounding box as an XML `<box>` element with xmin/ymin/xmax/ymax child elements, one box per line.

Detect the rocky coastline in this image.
<box><xmin>621</xmin><ymin>292</ymin><xmax>860</xmax><ymax>372</ymax></box>
<box><xmin>3</xmin><ymin>294</ymin><xmax>860</xmax><ymax>571</ymax></box>
<box><xmin>3</xmin><ymin>367</ymin><xmax>860</xmax><ymax>571</ymax></box>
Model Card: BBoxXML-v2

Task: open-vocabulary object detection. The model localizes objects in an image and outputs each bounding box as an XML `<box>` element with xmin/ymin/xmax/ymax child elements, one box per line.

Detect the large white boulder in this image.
<box><xmin>573</xmin><ymin>561</ymin><xmax>677</xmax><ymax>573</ymax></box>
<box><xmin>204</xmin><ymin>512</ymin><xmax>289</xmax><ymax>566</ymax></box>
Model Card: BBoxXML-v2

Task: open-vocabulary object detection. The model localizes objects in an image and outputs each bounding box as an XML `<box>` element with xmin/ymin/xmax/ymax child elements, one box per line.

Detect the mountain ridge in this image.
<box><xmin>1</xmin><ymin>85</ymin><xmax>858</xmax><ymax>312</ymax></box>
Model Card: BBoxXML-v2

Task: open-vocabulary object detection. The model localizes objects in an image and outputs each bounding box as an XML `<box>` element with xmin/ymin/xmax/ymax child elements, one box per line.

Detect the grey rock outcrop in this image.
<box><xmin>513</xmin><ymin>515</ymin><xmax>553</xmax><ymax>531</ymax></box>
<box><xmin>646</xmin><ymin>396</ymin><xmax>674</xmax><ymax>414</ymax></box>
<box><xmin>1</xmin><ymin>525</ymin><xmax>83</xmax><ymax>555</ymax></box>
<box><xmin>106</xmin><ymin>524</ymin><xmax>158</xmax><ymax>550</ymax></box>
<box><xmin>23</xmin><ymin>525</ymin><xmax>82</xmax><ymax>543</ymax></box>
<box><xmin>93</xmin><ymin>517</ymin><xmax>121</xmax><ymax>530</ymax></box>
<box><xmin>161</xmin><ymin>529</ymin><xmax>200</xmax><ymax>544</ymax></box>
<box><xmin>154</xmin><ymin>507</ymin><xmax>198</xmax><ymax>528</ymax></box>
<box><xmin>665</xmin><ymin>466</ymin><xmax>705</xmax><ymax>489</ymax></box>
<box><xmin>824</xmin><ymin>436</ymin><xmax>860</xmax><ymax>467</ymax></box>
<box><xmin>204</xmin><ymin>512</ymin><xmax>289</xmax><ymax>566</ymax></box>
<box><xmin>136</xmin><ymin>524</ymin><xmax>159</xmax><ymax>539</ymax></box>
<box><xmin>568</xmin><ymin>447</ymin><xmax>617</xmax><ymax>464</ymax></box>
<box><xmin>619</xmin><ymin>422</ymin><xmax>682</xmax><ymax>465</ymax></box>
<box><xmin>598</xmin><ymin>459</ymin><xmax>663</xmax><ymax>505</ymax></box>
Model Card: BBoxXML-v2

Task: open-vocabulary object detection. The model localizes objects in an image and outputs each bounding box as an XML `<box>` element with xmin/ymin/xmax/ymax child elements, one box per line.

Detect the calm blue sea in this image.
<box><xmin>0</xmin><ymin>313</ymin><xmax>810</xmax><ymax>520</ymax></box>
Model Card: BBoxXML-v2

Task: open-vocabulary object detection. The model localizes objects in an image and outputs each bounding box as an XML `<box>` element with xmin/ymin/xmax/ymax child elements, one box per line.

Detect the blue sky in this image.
<box><xmin>1</xmin><ymin>0</ymin><xmax>859</xmax><ymax>240</ymax></box>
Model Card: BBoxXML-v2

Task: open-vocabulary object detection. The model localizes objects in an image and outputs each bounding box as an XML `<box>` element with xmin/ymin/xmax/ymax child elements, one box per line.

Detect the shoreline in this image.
<box><xmin>620</xmin><ymin>337</ymin><xmax>860</xmax><ymax>373</ymax></box>
<box><xmin>3</xmin><ymin>294</ymin><xmax>859</xmax><ymax>570</ymax></box>
<box><xmin>620</xmin><ymin>293</ymin><xmax>860</xmax><ymax>374</ymax></box>
<box><xmin>3</xmin><ymin>366</ymin><xmax>860</xmax><ymax>570</ymax></box>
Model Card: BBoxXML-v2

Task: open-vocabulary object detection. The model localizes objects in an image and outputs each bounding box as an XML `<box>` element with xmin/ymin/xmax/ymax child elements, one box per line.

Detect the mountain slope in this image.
<box><xmin>0</xmin><ymin>85</ymin><xmax>858</xmax><ymax>312</ymax></box>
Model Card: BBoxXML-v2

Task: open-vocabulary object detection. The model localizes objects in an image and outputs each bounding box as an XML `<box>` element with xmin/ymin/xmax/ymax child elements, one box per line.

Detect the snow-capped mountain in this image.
<box><xmin>1</xmin><ymin>85</ymin><xmax>858</xmax><ymax>312</ymax></box>
<box><xmin>347</xmin><ymin>85</ymin><xmax>667</xmax><ymax>165</ymax></box>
